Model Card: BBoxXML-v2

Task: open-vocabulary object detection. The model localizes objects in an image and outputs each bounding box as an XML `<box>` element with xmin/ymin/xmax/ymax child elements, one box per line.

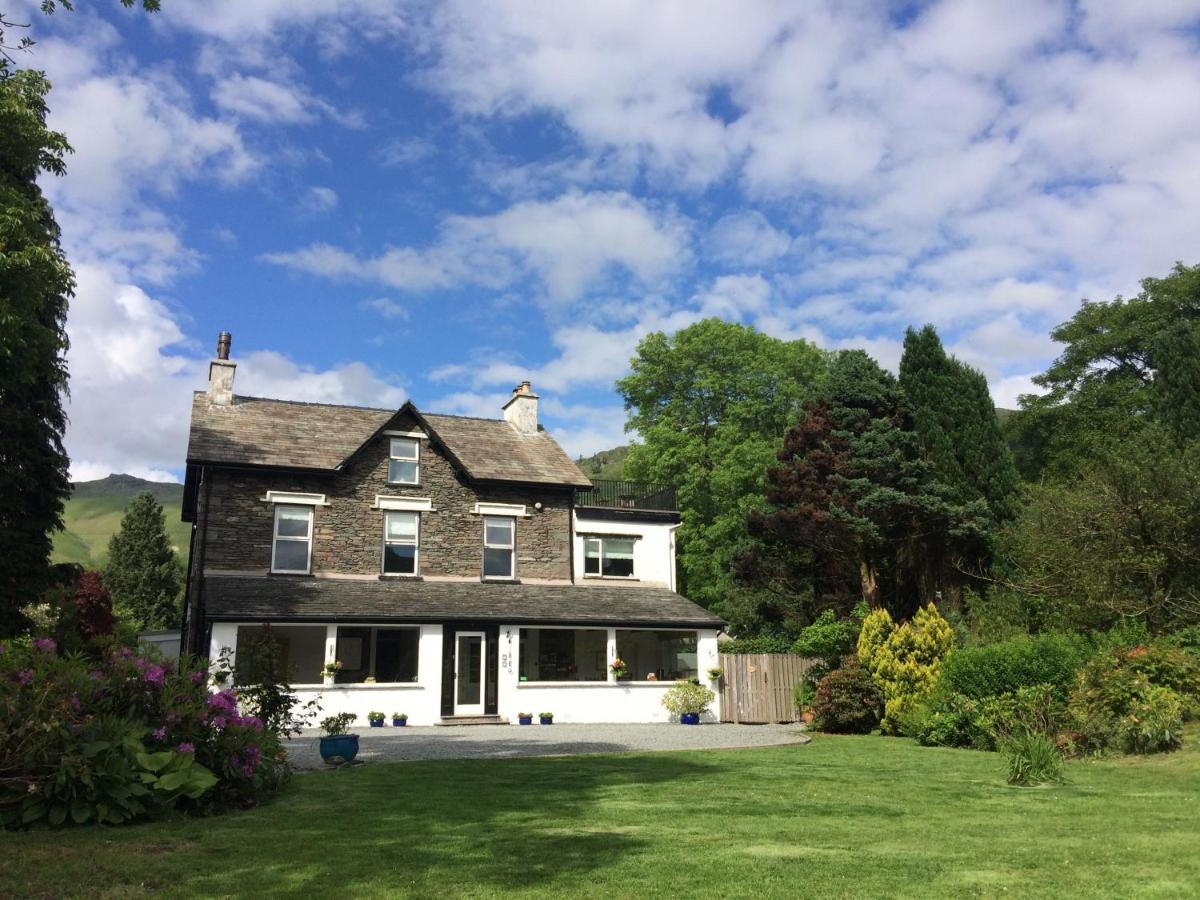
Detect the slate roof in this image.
<box><xmin>203</xmin><ymin>576</ymin><xmax>725</xmax><ymax>628</ymax></box>
<box><xmin>186</xmin><ymin>393</ymin><xmax>590</xmax><ymax>487</ymax></box>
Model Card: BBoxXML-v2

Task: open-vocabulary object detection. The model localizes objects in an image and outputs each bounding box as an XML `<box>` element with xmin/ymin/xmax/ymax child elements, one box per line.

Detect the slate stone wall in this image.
<box><xmin>201</xmin><ymin>413</ymin><xmax>573</xmax><ymax>581</ymax></box>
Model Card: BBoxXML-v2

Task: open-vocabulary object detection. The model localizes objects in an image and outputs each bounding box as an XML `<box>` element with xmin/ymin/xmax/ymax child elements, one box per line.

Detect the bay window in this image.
<box><xmin>333</xmin><ymin>626</ymin><xmax>420</xmax><ymax>683</ymax></box>
<box><xmin>519</xmin><ymin>628</ymin><xmax>608</xmax><ymax>682</ymax></box>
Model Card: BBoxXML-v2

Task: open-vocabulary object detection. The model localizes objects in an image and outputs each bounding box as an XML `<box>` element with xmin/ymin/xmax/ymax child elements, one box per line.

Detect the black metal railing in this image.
<box><xmin>575</xmin><ymin>479</ymin><xmax>678</xmax><ymax>512</ymax></box>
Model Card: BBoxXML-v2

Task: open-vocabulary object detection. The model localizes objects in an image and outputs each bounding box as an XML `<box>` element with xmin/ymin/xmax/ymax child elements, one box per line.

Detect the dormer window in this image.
<box><xmin>388</xmin><ymin>437</ymin><xmax>419</xmax><ymax>484</ymax></box>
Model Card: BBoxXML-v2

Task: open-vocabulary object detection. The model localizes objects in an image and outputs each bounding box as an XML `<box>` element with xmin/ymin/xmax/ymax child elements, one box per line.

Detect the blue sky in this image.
<box><xmin>19</xmin><ymin>0</ymin><xmax>1200</xmax><ymax>482</ymax></box>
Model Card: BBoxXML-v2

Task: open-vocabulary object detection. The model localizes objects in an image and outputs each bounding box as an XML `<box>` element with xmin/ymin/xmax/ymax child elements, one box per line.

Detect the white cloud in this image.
<box><xmin>704</xmin><ymin>211</ymin><xmax>792</xmax><ymax>268</ymax></box>
<box><xmin>211</xmin><ymin>73</ymin><xmax>366</xmax><ymax>128</ymax></box>
<box><xmin>360</xmin><ymin>297</ymin><xmax>409</xmax><ymax>320</ymax></box>
<box><xmin>301</xmin><ymin>185</ymin><xmax>339</xmax><ymax>214</ymax></box>
<box><xmin>264</xmin><ymin>191</ymin><xmax>690</xmax><ymax>305</ymax></box>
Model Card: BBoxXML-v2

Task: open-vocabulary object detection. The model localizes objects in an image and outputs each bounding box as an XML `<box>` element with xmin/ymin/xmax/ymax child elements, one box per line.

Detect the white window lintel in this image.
<box><xmin>472</xmin><ymin>502</ymin><xmax>530</xmax><ymax>517</ymax></box>
<box><xmin>261</xmin><ymin>491</ymin><xmax>329</xmax><ymax>506</ymax></box>
<box><xmin>374</xmin><ymin>495</ymin><xmax>434</xmax><ymax>512</ymax></box>
<box><xmin>383</xmin><ymin>430</ymin><xmax>428</xmax><ymax>439</ymax></box>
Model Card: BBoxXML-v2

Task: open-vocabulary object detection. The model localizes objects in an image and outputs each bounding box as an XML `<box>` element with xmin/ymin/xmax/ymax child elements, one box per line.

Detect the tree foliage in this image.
<box><xmin>0</xmin><ymin>67</ymin><xmax>73</xmax><ymax>637</ymax></box>
<box><xmin>104</xmin><ymin>492</ymin><xmax>182</xmax><ymax>630</ymax></box>
<box><xmin>736</xmin><ymin>350</ymin><xmax>991</xmax><ymax>621</ymax></box>
<box><xmin>617</xmin><ymin>318</ymin><xmax>827</xmax><ymax>630</ymax></box>
<box><xmin>899</xmin><ymin>324</ymin><xmax>1018</xmax><ymax>523</ymax></box>
<box><xmin>857</xmin><ymin>603</ymin><xmax>955</xmax><ymax>733</ymax></box>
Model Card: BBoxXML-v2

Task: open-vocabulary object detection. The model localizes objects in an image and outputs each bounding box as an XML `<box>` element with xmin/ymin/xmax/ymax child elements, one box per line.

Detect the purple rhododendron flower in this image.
<box><xmin>33</xmin><ymin>638</ymin><xmax>56</xmax><ymax>653</ymax></box>
<box><xmin>143</xmin><ymin>664</ymin><xmax>166</xmax><ymax>688</ymax></box>
<box><xmin>207</xmin><ymin>689</ymin><xmax>239</xmax><ymax>714</ymax></box>
<box><xmin>189</xmin><ymin>671</ymin><xmax>205</xmax><ymax>684</ymax></box>
<box><xmin>69</xmin><ymin>694</ymin><xmax>82</xmax><ymax>712</ymax></box>
<box><xmin>153</xmin><ymin>726</ymin><xmax>167</xmax><ymax>741</ymax></box>
<box><xmin>176</xmin><ymin>742</ymin><xmax>195</xmax><ymax>754</ymax></box>
<box><xmin>17</xmin><ymin>670</ymin><xmax>34</xmax><ymax>686</ymax></box>
<box><xmin>119</xmin><ymin>647</ymin><xmax>133</xmax><ymax>659</ymax></box>
<box><xmin>211</xmin><ymin>715</ymin><xmax>228</xmax><ymax>729</ymax></box>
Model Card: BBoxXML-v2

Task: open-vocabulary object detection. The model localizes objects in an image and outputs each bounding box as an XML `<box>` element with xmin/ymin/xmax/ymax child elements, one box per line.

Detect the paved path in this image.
<box><xmin>287</xmin><ymin>722</ymin><xmax>809</xmax><ymax>769</ymax></box>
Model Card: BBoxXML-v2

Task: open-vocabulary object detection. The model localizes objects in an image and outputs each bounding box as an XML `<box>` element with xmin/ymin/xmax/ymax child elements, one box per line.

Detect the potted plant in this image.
<box><xmin>662</xmin><ymin>680</ymin><xmax>715</xmax><ymax>725</ymax></box>
<box><xmin>793</xmin><ymin>679</ymin><xmax>816</xmax><ymax>725</ymax></box>
<box><xmin>539</xmin><ymin>711</ymin><xmax>554</xmax><ymax>725</ymax></box>
<box><xmin>367</xmin><ymin>710</ymin><xmax>386</xmax><ymax>727</ymax></box>
<box><xmin>321</xmin><ymin>660</ymin><xmax>343</xmax><ymax>684</ymax></box>
<box><xmin>392</xmin><ymin>712</ymin><xmax>408</xmax><ymax>727</ymax></box>
<box><xmin>318</xmin><ymin>712</ymin><xmax>359</xmax><ymax>764</ymax></box>
<box><xmin>707</xmin><ymin>666</ymin><xmax>723</xmax><ymax>682</ymax></box>
<box><xmin>610</xmin><ymin>657</ymin><xmax>628</xmax><ymax>680</ymax></box>
<box><xmin>517</xmin><ymin>711</ymin><xmax>534</xmax><ymax>725</ymax></box>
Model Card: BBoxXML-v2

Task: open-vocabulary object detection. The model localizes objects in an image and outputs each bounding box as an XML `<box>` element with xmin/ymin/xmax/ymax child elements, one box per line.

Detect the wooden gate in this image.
<box><xmin>718</xmin><ymin>653</ymin><xmax>816</xmax><ymax>723</ymax></box>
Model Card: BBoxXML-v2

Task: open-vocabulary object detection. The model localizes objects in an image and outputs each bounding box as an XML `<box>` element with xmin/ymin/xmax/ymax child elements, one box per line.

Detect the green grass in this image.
<box><xmin>4</xmin><ymin>732</ymin><xmax>1200</xmax><ymax>898</ymax></box>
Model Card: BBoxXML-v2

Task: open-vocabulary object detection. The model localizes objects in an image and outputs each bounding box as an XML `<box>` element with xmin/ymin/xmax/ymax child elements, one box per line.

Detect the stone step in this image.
<box><xmin>436</xmin><ymin>715</ymin><xmax>509</xmax><ymax>726</ymax></box>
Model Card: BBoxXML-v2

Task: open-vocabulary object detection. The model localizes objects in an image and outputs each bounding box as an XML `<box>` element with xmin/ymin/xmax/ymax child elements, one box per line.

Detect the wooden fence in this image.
<box><xmin>718</xmin><ymin>653</ymin><xmax>816</xmax><ymax>723</ymax></box>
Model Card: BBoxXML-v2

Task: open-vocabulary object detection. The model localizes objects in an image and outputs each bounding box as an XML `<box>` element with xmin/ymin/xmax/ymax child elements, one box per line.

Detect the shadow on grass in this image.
<box><xmin>168</xmin><ymin>751</ymin><xmax>713</xmax><ymax>896</ymax></box>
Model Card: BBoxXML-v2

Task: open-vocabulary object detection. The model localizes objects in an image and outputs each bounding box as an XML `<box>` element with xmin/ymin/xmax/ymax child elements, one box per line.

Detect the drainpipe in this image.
<box><xmin>667</xmin><ymin>523</ymin><xmax>682</xmax><ymax>593</ymax></box>
<box><xmin>189</xmin><ymin>466</ymin><xmax>213</xmax><ymax>656</ymax></box>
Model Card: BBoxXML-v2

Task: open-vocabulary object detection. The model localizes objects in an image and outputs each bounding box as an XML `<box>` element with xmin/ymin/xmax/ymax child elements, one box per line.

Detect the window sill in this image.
<box><xmin>300</xmin><ymin>683</ymin><xmax>425</xmax><ymax>691</ymax></box>
<box><xmin>379</xmin><ymin>574</ymin><xmax>423</xmax><ymax>581</ymax></box>
<box><xmin>515</xmin><ymin>681</ymin><xmax>612</xmax><ymax>688</ymax></box>
<box><xmin>482</xmin><ymin>577</ymin><xmax>520</xmax><ymax>584</ymax></box>
<box><xmin>269</xmin><ymin>571</ymin><xmax>312</xmax><ymax>577</ymax></box>
<box><xmin>582</xmin><ymin>575</ymin><xmax>640</xmax><ymax>582</ymax></box>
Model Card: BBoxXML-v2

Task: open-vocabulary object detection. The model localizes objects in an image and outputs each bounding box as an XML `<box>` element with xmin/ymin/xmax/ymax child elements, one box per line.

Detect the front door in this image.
<box><xmin>454</xmin><ymin>631</ymin><xmax>486</xmax><ymax>715</ymax></box>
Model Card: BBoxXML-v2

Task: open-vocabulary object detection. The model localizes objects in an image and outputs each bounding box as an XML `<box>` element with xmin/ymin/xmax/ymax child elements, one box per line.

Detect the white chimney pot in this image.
<box><xmin>502</xmin><ymin>381</ymin><xmax>538</xmax><ymax>434</ymax></box>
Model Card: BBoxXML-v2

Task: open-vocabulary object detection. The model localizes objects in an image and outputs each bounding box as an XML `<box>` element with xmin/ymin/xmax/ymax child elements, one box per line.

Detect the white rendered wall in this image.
<box><xmin>496</xmin><ymin>626</ymin><xmax>721</xmax><ymax>723</ymax></box>
<box><xmin>209</xmin><ymin>622</ymin><xmax>445</xmax><ymax>726</ymax></box>
<box><xmin>572</xmin><ymin>512</ymin><xmax>679</xmax><ymax>590</ymax></box>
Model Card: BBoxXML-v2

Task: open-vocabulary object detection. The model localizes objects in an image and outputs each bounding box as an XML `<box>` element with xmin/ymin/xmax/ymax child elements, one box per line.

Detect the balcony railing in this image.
<box><xmin>575</xmin><ymin>479</ymin><xmax>678</xmax><ymax>512</ymax></box>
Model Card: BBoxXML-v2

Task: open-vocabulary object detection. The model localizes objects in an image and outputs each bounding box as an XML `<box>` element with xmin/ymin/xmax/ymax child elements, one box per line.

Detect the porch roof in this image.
<box><xmin>203</xmin><ymin>575</ymin><xmax>725</xmax><ymax>629</ymax></box>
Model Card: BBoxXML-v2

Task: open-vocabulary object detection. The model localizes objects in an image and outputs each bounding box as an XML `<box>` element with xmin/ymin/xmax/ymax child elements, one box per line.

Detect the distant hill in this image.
<box><xmin>52</xmin><ymin>475</ymin><xmax>190</xmax><ymax>570</ymax></box>
<box><xmin>576</xmin><ymin>446</ymin><xmax>629</xmax><ymax>480</ymax></box>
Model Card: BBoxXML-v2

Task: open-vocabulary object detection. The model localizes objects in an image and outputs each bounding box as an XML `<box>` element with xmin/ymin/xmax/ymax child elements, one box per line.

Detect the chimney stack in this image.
<box><xmin>502</xmin><ymin>380</ymin><xmax>539</xmax><ymax>435</ymax></box>
<box><xmin>208</xmin><ymin>331</ymin><xmax>236</xmax><ymax>407</ymax></box>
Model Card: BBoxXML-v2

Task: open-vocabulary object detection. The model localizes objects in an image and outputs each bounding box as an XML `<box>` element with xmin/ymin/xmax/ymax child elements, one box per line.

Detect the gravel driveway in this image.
<box><xmin>287</xmin><ymin>723</ymin><xmax>808</xmax><ymax>769</ymax></box>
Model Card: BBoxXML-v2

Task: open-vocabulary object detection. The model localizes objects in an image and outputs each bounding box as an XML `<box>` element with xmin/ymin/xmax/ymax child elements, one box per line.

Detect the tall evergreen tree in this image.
<box><xmin>0</xmin><ymin>68</ymin><xmax>73</xmax><ymax>636</ymax></box>
<box><xmin>104</xmin><ymin>492</ymin><xmax>182</xmax><ymax>630</ymax></box>
<box><xmin>899</xmin><ymin>325</ymin><xmax>1019</xmax><ymax>523</ymax></box>
<box><xmin>738</xmin><ymin>351</ymin><xmax>991</xmax><ymax>620</ymax></box>
<box><xmin>1153</xmin><ymin>322</ymin><xmax>1200</xmax><ymax>446</ymax></box>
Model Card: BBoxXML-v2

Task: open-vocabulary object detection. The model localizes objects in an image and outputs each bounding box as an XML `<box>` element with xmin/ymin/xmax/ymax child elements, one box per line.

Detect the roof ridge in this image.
<box><xmin>203</xmin><ymin>392</ymin><xmax>507</xmax><ymax>422</ymax></box>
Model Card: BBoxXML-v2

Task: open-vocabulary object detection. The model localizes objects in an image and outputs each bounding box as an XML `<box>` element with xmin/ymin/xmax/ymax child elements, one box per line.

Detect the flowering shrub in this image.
<box><xmin>661</xmin><ymin>680</ymin><xmax>715</xmax><ymax>716</ymax></box>
<box><xmin>1069</xmin><ymin>646</ymin><xmax>1188</xmax><ymax>754</ymax></box>
<box><xmin>857</xmin><ymin>604</ymin><xmax>955</xmax><ymax>733</ymax></box>
<box><xmin>0</xmin><ymin>636</ymin><xmax>290</xmax><ymax>828</ymax></box>
<box><xmin>812</xmin><ymin>661</ymin><xmax>881</xmax><ymax>734</ymax></box>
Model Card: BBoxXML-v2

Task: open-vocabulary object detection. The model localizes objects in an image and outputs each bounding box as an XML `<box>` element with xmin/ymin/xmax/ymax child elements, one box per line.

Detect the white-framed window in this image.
<box><xmin>333</xmin><ymin>626</ymin><xmax>420</xmax><ymax>683</ymax></box>
<box><xmin>271</xmin><ymin>504</ymin><xmax>313</xmax><ymax>574</ymax></box>
<box><xmin>388</xmin><ymin>437</ymin><xmax>419</xmax><ymax>484</ymax></box>
<box><xmin>583</xmin><ymin>536</ymin><xmax>636</xmax><ymax>578</ymax></box>
<box><xmin>383</xmin><ymin>511</ymin><xmax>419</xmax><ymax>576</ymax></box>
<box><xmin>519</xmin><ymin>628</ymin><xmax>608</xmax><ymax>682</ymax></box>
<box><xmin>482</xmin><ymin>516</ymin><xmax>515</xmax><ymax>579</ymax></box>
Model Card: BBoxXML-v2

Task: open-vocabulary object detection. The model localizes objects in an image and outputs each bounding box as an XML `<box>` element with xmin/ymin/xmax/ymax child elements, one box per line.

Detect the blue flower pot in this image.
<box><xmin>518</xmin><ymin>716</ymin><xmax>533</xmax><ymax>725</ymax></box>
<box><xmin>540</xmin><ymin>717</ymin><xmax>553</xmax><ymax>725</ymax></box>
<box><xmin>370</xmin><ymin>719</ymin><xmax>384</xmax><ymax>728</ymax></box>
<box><xmin>392</xmin><ymin>718</ymin><xmax>407</xmax><ymax>727</ymax></box>
<box><xmin>319</xmin><ymin>734</ymin><xmax>359</xmax><ymax>765</ymax></box>
<box><xmin>680</xmin><ymin>713</ymin><xmax>700</xmax><ymax>725</ymax></box>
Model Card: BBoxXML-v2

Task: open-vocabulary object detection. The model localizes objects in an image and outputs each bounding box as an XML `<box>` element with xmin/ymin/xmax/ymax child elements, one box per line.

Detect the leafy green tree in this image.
<box><xmin>0</xmin><ymin>67</ymin><xmax>73</xmax><ymax>636</ymax></box>
<box><xmin>737</xmin><ymin>351</ymin><xmax>991</xmax><ymax>621</ymax></box>
<box><xmin>995</xmin><ymin>433</ymin><xmax>1200</xmax><ymax>632</ymax></box>
<box><xmin>617</xmin><ymin>319</ymin><xmax>828</xmax><ymax>627</ymax></box>
<box><xmin>899</xmin><ymin>325</ymin><xmax>1019</xmax><ymax>523</ymax></box>
<box><xmin>1153</xmin><ymin>322</ymin><xmax>1200</xmax><ymax>446</ymax></box>
<box><xmin>104</xmin><ymin>492</ymin><xmax>182</xmax><ymax>630</ymax></box>
<box><xmin>1008</xmin><ymin>262</ymin><xmax>1200</xmax><ymax>478</ymax></box>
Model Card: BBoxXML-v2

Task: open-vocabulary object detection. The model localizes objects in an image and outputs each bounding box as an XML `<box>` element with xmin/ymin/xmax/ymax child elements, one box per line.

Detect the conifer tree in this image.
<box><xmin>1154</xmin><ymin>323</ymin><xmax>1200</xmax><ymax>446</ymax></box>
<box><xmin>899</xmin><ymin>325</ymin><xmax>1019</xmax><ymax>523</ymax></box>
<box><xmin>104</xmin><ymin>492</ymin><xmax>182</xmax><ymax>630</ymax></box>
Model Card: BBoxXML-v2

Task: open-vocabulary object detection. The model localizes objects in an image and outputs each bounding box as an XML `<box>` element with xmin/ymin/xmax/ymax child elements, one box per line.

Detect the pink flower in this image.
<box><xmin>143</xmin><ymin>664</ymin><xmax>166</xmax><ymax>688</ymax></box>
<box><xmin>33</xmin><ymin>637</ymin><xmax>56</xmax><ymax>653</ymax></box>
<box><xmin>176</xmin><ymin>742</ymin><xmax>195</xmax><ymax>754</ymax></box>
<box><xmin>189</xmin><ymin>671</ymin><xmax>205</xmax><ymax>684</ymax></box>
<box><xmin>17</xmin><ymin>670</ymin><xmax>34</xmax><ymax>686</ymax></box>
<box><xmin>152</xmin><ymin>727</ymin><xmax>167</xmax><ymax>741</ymax></box>
<box><xmin>69</xmin><ymin>694</ymin><xmax>82</xmax><ymax>712</ymax></box>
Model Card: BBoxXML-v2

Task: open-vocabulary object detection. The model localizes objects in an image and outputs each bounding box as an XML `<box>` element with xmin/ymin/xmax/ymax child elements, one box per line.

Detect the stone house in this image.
<box><xmin>181</xmin><ymin>334</ymin><xmax>724</xmax><ymax>725</ymax></box>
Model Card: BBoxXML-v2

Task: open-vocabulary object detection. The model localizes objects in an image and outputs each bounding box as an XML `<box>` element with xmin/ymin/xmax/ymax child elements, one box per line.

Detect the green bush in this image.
<box><xmin>937</xmin><ymin>633</ymin><xmax>1092</xmax><ymax>701</ymax></box>
<box><xmin>1003</xmin><ymin>731</ymin><xmax>1063</xmax><ymax>786</ymax></box>
<box><xmin>661</xmin><ymin>681</ymin><xmax>715</xmax><ymax>717</ymax></box>
<box><xmin>857</xmin><ymin>604</ymin><xmax>956</xmax><ymax>733</ymax></box>
<box><xmin>812</xmin><ymin>662</ymin><xmax>881</xmax><ymax>734</ymax></box>
<box><xmin>1</xmin><ymin>636</ymin><xmax>290</xmax><ymax>829</ymax></box>
<box><xmin>1165</xmin><ymin>626</ymin><xmax>1200</xmax><ymax>654</ymax></box>
<box><xmin>1069</xmin><ymin>647</ymin><xmax>1190</xmax><ymax>754</ymax></box>
<box><xmin>912</xmin><ymin>693</ymin><xmax>989</xmax><ymax>749</ymax></box>
<box><xmin>717</xmin><ymin>636</ymin><xmax>794</xmax><ymax>654</ymax></box>
<box><xmin>916</xmin><ymin>683</ymin><xmax>1065</xmax><ymax>752</ymax></box>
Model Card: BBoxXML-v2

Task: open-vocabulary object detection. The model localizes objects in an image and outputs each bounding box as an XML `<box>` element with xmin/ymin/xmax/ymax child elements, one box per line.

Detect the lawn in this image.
<box><xmin>4</xmin><ymin>731</ymin><xmax>1199</xmax><ymax>898</ymax></box>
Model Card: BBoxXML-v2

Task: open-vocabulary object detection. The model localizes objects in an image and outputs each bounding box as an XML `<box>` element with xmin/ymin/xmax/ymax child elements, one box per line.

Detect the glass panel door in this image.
<box><xmin>454</xmin><ymin>632</ymin><xmax>485</xmax><ymax>715</ymax></box>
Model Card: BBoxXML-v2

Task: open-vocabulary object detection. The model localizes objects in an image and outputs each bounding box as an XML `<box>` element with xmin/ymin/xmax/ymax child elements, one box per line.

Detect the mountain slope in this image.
<box><xmin>575</xmin><ymin>446</ymin><xmax>629</xmax><ymax>480</ymax></box>
<box><xmin>52</xmin><ymin>475</ymin><xmax>190</xmax><ymax>570</ymax></box>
